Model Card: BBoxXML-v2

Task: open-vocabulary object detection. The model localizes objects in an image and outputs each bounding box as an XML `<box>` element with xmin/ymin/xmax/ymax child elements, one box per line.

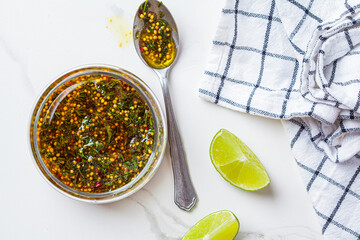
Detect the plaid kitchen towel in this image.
<box><xmin>199</xmin><ymin>0</ymin><xmax>360</xmax><ymax>239</ymax></box>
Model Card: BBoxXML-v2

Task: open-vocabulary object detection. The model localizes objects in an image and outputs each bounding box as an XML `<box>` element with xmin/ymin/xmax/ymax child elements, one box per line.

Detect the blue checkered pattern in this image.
<box><xmin>200</xmin><ymin>0</ymin><xmax>360</xmax><ymax>239</ymax></box>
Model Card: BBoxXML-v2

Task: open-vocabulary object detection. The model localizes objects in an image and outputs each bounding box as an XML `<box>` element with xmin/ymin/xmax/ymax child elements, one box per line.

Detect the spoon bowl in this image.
<box><xmin>133</xmin><ymin>0</ymin><xmax>197</xmax><ymax>211</ymax></box>
<box><xmin>133</xmin><ymin>0</ymin><xmax>179</xmax><ymax>69</ymax></box>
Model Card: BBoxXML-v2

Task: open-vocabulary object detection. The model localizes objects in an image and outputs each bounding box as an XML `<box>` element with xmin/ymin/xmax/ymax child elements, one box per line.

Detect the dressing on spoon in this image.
<box><xmin>135</xmin><ymin>1</ymin><xmax>176</xmax><ymax>69</ymax></box>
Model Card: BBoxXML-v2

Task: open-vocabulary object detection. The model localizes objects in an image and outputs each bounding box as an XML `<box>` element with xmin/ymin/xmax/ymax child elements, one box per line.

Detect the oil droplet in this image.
<box><xmin>106</xmin><ymin>15</ymin><xmax>132</xmax><ymax>48</ymax></box>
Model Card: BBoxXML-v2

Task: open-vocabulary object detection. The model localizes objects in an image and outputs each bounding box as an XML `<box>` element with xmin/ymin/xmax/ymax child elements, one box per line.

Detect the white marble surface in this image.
<box><xmin>0</xmin><ymin>0</ymin><xmax>323</xmax><ymax>239</ymax></box>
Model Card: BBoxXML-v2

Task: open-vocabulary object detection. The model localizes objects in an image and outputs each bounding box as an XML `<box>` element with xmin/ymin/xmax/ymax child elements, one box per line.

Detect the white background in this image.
<box><xmin>0</xmin><ymin>0</ymin><xmax>322</xmax><ymax>239</ymax></box>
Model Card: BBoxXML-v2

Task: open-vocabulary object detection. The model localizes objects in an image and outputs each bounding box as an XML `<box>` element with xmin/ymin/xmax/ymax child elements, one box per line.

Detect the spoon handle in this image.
<box><xmin>157</xmin><ymin>71</ymin><xmax>197</xmax><ymax>211</ymax></box>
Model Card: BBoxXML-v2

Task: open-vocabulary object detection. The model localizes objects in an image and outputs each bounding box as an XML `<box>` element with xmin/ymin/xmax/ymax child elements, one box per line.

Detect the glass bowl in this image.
<box><xmin>29</xmin><ymin>64</ymin><xmax>167</xmax><ymax>203</ymax></box>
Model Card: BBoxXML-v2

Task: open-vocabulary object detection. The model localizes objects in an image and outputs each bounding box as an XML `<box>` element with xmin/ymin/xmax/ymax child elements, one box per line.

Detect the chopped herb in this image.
<box><xmin>142</xmin><ymin>0</ymin><xmax>148</xmax><ymax>12</ymax></box>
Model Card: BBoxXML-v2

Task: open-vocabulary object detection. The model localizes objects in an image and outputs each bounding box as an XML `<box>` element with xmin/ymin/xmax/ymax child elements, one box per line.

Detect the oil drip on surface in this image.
<box><xmin>106</xmin><ymin>15</ymin><xmax>132</xmax><ymax>48</ymax></box>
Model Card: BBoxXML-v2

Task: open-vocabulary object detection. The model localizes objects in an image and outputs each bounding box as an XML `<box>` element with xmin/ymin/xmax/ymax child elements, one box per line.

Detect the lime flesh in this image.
<box><xmin>181</xmin><ymin>210</ymin><xmax>239</xmax><ymax>240</ymax></box>
<box><xmin>210</xmin><ymin>129</ymin><xmax>270</xmax><ymax>191</ymax></box>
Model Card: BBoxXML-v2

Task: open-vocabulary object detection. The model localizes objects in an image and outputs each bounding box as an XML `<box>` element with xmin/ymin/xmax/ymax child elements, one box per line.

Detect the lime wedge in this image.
<box><xmin>181</xmin><ymin>210</ymin><xmax>239</xmax><ymax>240</ymax></box>
<box><xmin>210</xmin><ymin>129</ymin><xmax>270</xmax><ymax>191</ymax></box>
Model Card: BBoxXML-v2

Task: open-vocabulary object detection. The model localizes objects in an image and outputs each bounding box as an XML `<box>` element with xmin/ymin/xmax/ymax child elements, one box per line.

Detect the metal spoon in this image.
<box><xmin>133</xmin><ymin>0</ymin><xmax>197</xmax><ymax>211</ymax></box>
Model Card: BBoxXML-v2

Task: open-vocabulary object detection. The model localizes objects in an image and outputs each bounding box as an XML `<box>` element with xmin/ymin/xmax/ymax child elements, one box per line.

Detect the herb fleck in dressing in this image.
<box><xmin>137</xmin><ymin>0</ymin><xmax>176</xmax><ymax>68</ymax></box>
<box><xmin>37</xmin><ymin>74</ymin><xmax>155</xmax><ymax>193</ymax></box>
